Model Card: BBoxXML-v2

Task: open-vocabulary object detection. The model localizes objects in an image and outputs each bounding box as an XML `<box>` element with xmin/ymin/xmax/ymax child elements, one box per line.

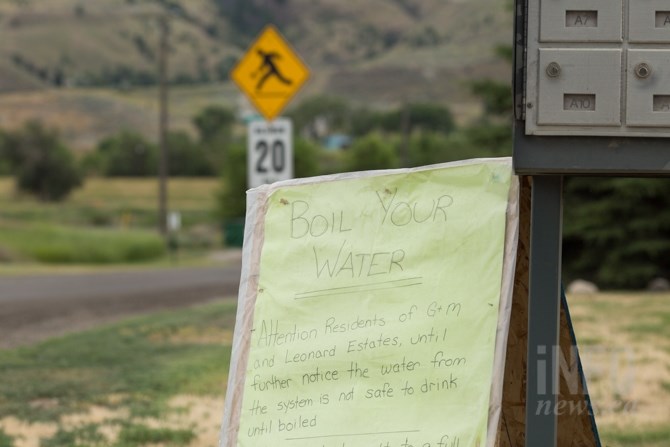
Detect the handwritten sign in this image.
<box><xmin>221</xmin><ymin>159</ymin><xmax>519</xmax><ymax>447</ymax></box>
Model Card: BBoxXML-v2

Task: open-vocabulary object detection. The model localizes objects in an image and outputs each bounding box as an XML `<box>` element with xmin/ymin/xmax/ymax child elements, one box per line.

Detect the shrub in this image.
<box><xmin>564</xmin><ymin>177</ymin><xmax>670</xmax><ymax>289</ymax></box>
<box><xmin>193</xmin><ymin>106</ymin><xmax>235</xmax><ymax>143</ymax></box>
<box><xmin>0</xmin><ymin>130</ymin><xmax>11</xmax><ymax>175</ymax></box>
<box><xmin>5</xmin><ymin>121</ymin><xmax>83</xmax><ymax>201</ymax></box>
<box><xmin>216</xmin><ymin>136</ymin><xmax>322</xmax><ymax>221</ymax></box>
<box><xmin>349</xmin><ymin>108</ymin><xmax>385</xmax><ymax>137</ymax></box>
<box><xmin>193</xmin><ymin>106</ymin><xmax>236</xmax><ymax>173</ymax></box>
<box><xmin>406</xmin><ymin>131</ymin><xmax>451</xmax><ymax>167</ymax></box>
<box><xmin>217</xmin><ymin>141</ymin><xmax>247</xmax><ymax>220</ymax></box>
<box><xmin>345</xmin><ymin>133</ymin><xmax>398</xmax><ymax>172</ymax></box>
<box><xmin>167</xmin><ymin>131</ymin><xmax>215</xmax><ymax>176</ymax></box>
<box><xmin>381</xmin><ymin>103</ymin><xmax>456</xmax><ymax>135</ymax></box>
<box><xmin>288</xmin><ymin>95</ymin><xmax>351</xmax><ymax>138</ymax></box>
<box><xmin>0</xmin><ymin>429</ymin><xmax>13</xmax><ymax>447</ymax></box>
<box><xmin>96</xmin><ymin>131</ymin><xmax>157</xmax><ymax>177</ymax></box>
<box><xmin>294</xmin><ymin>137</ymin><xmax>320</xmax><ymax>179</ymax></box>
<box><xmin>0</xmin><ymin>222</ymin><xmax>166</xmax><ymax>264</ymax></box>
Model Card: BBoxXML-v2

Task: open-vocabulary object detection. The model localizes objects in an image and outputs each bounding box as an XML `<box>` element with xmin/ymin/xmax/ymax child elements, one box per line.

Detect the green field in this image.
<box><xmin>0</xmin><ymin>300</ymin><xmax>236</xmax><ymax>447</ymax></box>
<box><xmin>0</xmin><ymin>293</ymin><xmax>668</xmax><ymax>446</ymax></box>
<box><xmin>0</xmin><ymin>177</ymin><xmax>222</xmax><ymax>268</ymax></box>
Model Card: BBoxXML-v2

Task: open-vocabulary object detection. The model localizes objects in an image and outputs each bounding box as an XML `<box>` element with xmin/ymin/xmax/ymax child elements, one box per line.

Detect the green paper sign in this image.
<box><xmin>228</xmin><ymin>160</ymin><xmax>515</xmax><ymax>447</ymax></box>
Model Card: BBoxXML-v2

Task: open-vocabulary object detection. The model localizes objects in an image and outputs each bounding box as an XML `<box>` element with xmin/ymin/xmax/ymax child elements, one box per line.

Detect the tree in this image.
<box><xmin>167</xmin><ymin>131</ymin><xmax>215</xmax><ymax>176</ymax></box>
<box><xmin>381</xmin><ymin>103</ymin><xmax>456</xmax><ymax>134</ymax></box>
<box><xmin>6</xmin><ymin>121</ymin><xmax>82</xmax><ymax>201</ymax></box>
<box><xmin>95</xmin><ymin>131</ymin><xmax>157</xmax><ymax>177</ymax></box>
<box><xmin>294</xmin><ymin>137</ymin><xmax>320</xmax><ymax>178</ymax></box>
<box><xmin>288</xmin><ymin>96</ymin><xmax>351</xmax><ymax>139</ymax></box>
<box><xmin>0</xmin><ymin>129</ymin><xmax>11</xmax><ymax>175</ymax></box>
<box><xmin>217</xmin><ymin>141</ymin><xmax>247</xmax><ymax>220</ymax></box>
<box><xmin>193</xmin><ymin>105</ymin><xmax>236</xmax><ymax>173</ymax></box>
<box><xmin>564</xmin><ymin>178</ymin><xmax>670</xmax><ymax>289</ymax></box>
<box><xmin>216</xmin><ymin>136</ymin><xmax>321</xmax><ymax>221</ymax></box>
<box><xmin>462</xmin><ymin>121</ymin><xmax>513</xmax><ymax>155</ymax></box>
<box><xmin>349</xmin><ymin>108</ymin><xmax>385</xmax><ymax>137</ymax></box>
<box><xmin>406</xmin><ymin>131</ymin><xmax>455</xmax><ymax>167</ymax></box>
<box><xmin>466</xmin><ymin>9</ymin><xmax>514</xmax><ymax>156</ymax></box>
<box><xmin>345</xmin><ymin>133</ymin><xmax>398</xmax><ymax>172</ymax></box>
<box><xmin>470</xmin><ymin>78</ymin><xmax>514</xmax><ymax>118</ymax></box>
<box><xmin>193</xmin><ymin>106</ymin><xmax>235</xmax><ymax>143</ymax></box>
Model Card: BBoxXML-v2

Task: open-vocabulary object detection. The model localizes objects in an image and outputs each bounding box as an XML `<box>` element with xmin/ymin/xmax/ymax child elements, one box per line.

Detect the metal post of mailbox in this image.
<box><xmin>526</xmin><ymin>176</ymin><xmax>563</xmax><ymax>447</ymax></box>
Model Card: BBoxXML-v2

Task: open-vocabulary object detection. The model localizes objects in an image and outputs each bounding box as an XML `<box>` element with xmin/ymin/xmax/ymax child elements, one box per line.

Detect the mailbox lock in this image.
<box><xmin>634</xmin><ymin>62</ymin><xmax>652</xmax><ymax>80</ymax></box>
<box><xmin>546</xmin><ymin>62</ymin><xmax>562</xmax><ymax>78</ymax></box>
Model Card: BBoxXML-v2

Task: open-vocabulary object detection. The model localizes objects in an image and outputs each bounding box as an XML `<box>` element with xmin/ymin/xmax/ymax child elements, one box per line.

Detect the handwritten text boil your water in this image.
<box><xmin>290</xmin><ymin>188</ymin><xmax>454</xmax><ymax>279</ymax></box>
<box><xmin>241</xmin><ymin>187</ymin><xmax>475</xmax><ymax>447</ymax></box>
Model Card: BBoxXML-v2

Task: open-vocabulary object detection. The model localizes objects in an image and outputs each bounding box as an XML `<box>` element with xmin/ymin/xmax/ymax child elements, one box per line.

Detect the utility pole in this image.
<box><xmin>158</xmin><ymin>15</ymin><xmax>169</xmax><ymax>235</ymax></box>
<box><xmin>400</xmin><ymin>101</ymin><xmax>411</xmax><ymax>168</ymax></box>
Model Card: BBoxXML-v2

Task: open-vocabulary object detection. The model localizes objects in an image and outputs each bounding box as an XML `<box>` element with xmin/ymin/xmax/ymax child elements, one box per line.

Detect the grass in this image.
<box><xmin>0</xmin><ymin>248</ymin><xmax>227</xmax><ymax>276</ymax></box>
<box><xmin>41</xmin><ymin>423</ymin><xmax>195</xmax><ymax>447</ymax></box>
<box><xmin>116</xmin><ymin>424</ymin><xmax>195</xmax><ymax>446</ymax></box>
<box><xmin>0</xmin><ymin>177</ymin><xmax>225</xmax><ymax>267</ymax></box>
<box><xmin>0</xmin><ymin>177</ymin><xmax>219</xmax><ymax>228</ymax></box>
<box><xmin>41</xmin><ymin>424</ymin><xmax>107</xmax><ymax>447</ymax></box>
<box><xmin>626</xmin><ymin>312</ymin><xmax>670</xmax><ymax>339</ymax></box>
<box><xmin>0</xmin><ymin>300</ymin><xmax>236</xmax><ymax>422</ymax></box>
<box><xmin>0</xmin><ymin>221</ymin><xmax>166</xmax><ymax>264</ymax></box>
<box><xmin>568</xmin><ymin>292</ymin><xmax>670</xmax><ymax>446</ymax></box>
<box><xmin>0</xmin><ymin>430</ymin><xmax>13</xmax><ymax>447</ymax></box>
<box><xmin>601</xmin><ymin>427</ymin><xmax>670</xmax><ymax>447</ymax></box>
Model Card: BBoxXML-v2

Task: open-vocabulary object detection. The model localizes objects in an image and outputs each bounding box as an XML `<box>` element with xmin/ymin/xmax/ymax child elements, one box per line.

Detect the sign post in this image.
<box><xmin>248</xmin><ymin>118</ymin><xmax>293</xmax><ymax>189</ymax></box>
<box><xmin>230</xmin><ymin>24</ymin><xmax>310</xmax><ymax>188</ymax></box>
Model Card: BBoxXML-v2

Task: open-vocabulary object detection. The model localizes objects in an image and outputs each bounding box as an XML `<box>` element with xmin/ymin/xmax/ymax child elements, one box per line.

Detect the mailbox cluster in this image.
<box><xmin>525</xmin><ymin>1</ymin><xmax>670</xmax><ymax>137</ymax></box>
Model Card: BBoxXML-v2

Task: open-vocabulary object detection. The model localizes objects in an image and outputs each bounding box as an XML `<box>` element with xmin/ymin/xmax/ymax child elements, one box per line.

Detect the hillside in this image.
<box><xmin>0</xmin><ymin>0</ymin><xmax>512</xmax><ymax>148</ymax></box>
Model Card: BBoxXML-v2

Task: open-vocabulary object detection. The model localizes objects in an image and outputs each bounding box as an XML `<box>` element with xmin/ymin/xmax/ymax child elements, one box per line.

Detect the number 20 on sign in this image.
<box><xmin>248</xmin><ymin>118</ymin><xmax>293</xmax><ymax>189</ymax></box>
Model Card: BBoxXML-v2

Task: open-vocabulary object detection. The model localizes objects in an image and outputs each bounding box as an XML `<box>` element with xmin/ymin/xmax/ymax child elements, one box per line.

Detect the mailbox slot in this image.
<box><xmin>630</xmin><ymin>1</ymin><xmax>670</xmax><ymax>43</ymax></box>
<box><xmin>540</xmin><ymin>0</ymin><xmax>623</xmax><ymax>42</ymax></box>
<box><xmin>626</xmin><ymin>50</ymin><xmax>670</xmax><ymax>126</ymax></box>
<box><xmin>537</xmin><ymin>49</ymin><xmax>622</xmax><ymax>126</ymax></box>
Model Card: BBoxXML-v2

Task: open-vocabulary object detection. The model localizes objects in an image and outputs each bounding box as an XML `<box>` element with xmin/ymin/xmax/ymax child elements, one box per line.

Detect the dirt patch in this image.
<box><xmin>1</xmin><ymin>418</ymin><xmax>57</xmax><ymax>447</ymax></box>
<box><xmin>0</xmin><ymin>396</ymin><xmax>222</xmax><ymax>447</ymax></box>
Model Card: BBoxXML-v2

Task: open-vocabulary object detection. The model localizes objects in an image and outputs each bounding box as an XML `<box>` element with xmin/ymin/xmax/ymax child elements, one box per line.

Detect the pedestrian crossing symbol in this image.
<box><xmin>231</xmin><ymin>25</ymin><xmax>310</xmax><ymax>121</ymax></box>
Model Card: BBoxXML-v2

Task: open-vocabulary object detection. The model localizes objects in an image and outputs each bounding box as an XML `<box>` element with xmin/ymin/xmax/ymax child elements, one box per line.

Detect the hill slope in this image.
<box><xmin>0</xmin><ymin>0</ymin><xmax>512</xmax><ymax>148</ymax></box>
<box><xmin>0</xmin><ymin>0</ymin><xmax>512</xmax><ymax>96</ymax></box>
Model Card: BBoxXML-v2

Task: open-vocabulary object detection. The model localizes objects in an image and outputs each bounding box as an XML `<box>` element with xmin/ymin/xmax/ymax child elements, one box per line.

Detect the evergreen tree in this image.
<box><xmin>563</xmin><ymin>178</ymin><xmax>670</xmax><ymax>289</ymax></box>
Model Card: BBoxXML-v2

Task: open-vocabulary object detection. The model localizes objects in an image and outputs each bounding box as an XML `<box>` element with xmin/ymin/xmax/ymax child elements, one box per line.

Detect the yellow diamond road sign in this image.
<box><xmin>231</xmin><ymin>25</ymin><xmax>310</xmax><ymax>121</ymax></box>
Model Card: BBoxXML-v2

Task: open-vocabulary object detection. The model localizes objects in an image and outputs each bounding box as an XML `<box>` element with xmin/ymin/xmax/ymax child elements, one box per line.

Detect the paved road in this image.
<box><xmin>0</xmin><ymin>264</ymin><xmax>242</xmax><ymax>348</ymax></box>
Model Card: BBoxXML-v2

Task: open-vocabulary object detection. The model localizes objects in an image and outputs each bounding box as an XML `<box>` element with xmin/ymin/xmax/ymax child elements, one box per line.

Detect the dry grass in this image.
<box><xmin>0</xmin><ymin>177</ymin><xmax>219</xmax><ymax>224</ymax></box>
<box><xmin>568</xmin><ymin>292</ymin><xmax>670</xmax><ymax>445</ymax></box>
<box><xmin>0</xmin><ymin>85</ymin><xmax>239</xmax><ymax>151</ymax></box>
<box><xmin>67</xmin><ymin>177</ymin><xmax>219</xmax><ymax>212</ymax></box>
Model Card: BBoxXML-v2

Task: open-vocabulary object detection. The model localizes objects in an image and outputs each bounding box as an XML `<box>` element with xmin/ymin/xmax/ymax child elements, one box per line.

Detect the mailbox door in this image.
<box><xmin>626</xmin><ymin>50</ymin><xmax>670</xmax><ymax>127</ymax></box>
<box><xmin>629</xmin><ymin>0</ymin><xmax>670</xmax><ymax>43</ymax></box>
<box><xmin>537</xmin><ymin>49</ymin><xmax>622</xmax><ymax>126</ymax></box>
<box><xmin>540</xmin><ymin>0</ymin><xmax>623</xmax><ymax>42</ymax></box>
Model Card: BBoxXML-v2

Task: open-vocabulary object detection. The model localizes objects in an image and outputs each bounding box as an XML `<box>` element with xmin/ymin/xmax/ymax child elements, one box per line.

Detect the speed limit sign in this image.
<box><xmin>248</xmin><ymin>118</ymin><xmax>294</xmax><ymax>189</ymax></box>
